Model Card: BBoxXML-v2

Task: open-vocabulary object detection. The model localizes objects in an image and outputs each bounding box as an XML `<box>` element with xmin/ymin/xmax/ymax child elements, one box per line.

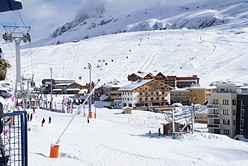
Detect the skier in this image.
<box><xmin>41</xmin><ymin>118</ymin><xmax>45</xmax><ymax>127</ymax></box>
<box><xmin>148</xmin><ymin>130</ymin><xmax>152</xmax><ymax>138</ymax></box>
<box><xmin>87</xmin><ymin>116</ymin><xmax>90</xmax><ymax>123</ymax></box>
<box><xmin>49</xmin><ymin>116</ymin><xmax>51</xmax><ymax>124</ymax></box>
<box><xmin>30</xmin><ymin>113</ymin><xmax>33</xmax><ymax>121</ymax></box>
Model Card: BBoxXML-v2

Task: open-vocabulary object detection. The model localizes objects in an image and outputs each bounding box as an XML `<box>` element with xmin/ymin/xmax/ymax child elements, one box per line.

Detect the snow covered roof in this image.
<box><xmin>118</xmin><ymin>79</ymin><xmax>152</xmax><ymax>91</ymax></box>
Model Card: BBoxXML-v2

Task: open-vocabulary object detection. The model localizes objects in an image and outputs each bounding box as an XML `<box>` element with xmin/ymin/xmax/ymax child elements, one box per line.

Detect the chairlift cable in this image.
<box><xmin>17</xmin><ymin>10</ymin><xmax>26</xmax><ymax>26</ymax></box>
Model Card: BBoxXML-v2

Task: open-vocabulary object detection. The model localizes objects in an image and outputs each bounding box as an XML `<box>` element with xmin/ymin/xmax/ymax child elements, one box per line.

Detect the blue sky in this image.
<box><xmin>0</xmin><ymin>0</ymin><xmax>85</xmax><ymax>41</ymax></box>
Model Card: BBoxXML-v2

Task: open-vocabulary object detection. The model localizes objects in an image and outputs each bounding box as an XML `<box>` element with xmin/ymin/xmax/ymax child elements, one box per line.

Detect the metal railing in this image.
<box><xmin>1</xmin><ymin>111</ymin><xmax>28</xmax><ymax>166</ymax></box>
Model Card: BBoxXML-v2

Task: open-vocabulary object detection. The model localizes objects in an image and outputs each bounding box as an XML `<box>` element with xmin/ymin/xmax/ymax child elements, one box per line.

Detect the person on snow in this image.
<box><xmin>49</xmin><ymin>116</ymin><xmax>51</xmax><ymax>124</ymax></box>
<box><xmin>41</xmin><ymin>118</ymin><xmax>45</xmax><ymax>127</ymax></box>
<box><xmin>0</xmin><ymin>59</ymin><xmax>11</xmax><ymax>165</ymax></box>
<box><xmin>30</xmin><ymin>113</ymin><xmax>33</xmax><ymax>121</ymax></box>
<box><xmin>87</xmin><ymin>116</ymin><xmax>90</xmax><ymax>123</ymax></box>
<box><xmin>158</xmin><ymin>128</ymin><xmax>161</xmax><ymax>136</ymax></box>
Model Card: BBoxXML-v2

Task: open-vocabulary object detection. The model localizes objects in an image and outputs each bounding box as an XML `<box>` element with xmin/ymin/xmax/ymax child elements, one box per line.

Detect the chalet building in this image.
<box><xmin>94</xmin><ymin>84</ymin><xmax>122</xmax><ymax>108</ymax></box>
<box><xmin>118</xmin><ymin>79</ymin><xmax>173</xmax><ymax>109</ymax></box>
<box><xmin>207</xmin><ymin>83</ymin><xmax>237</xmax><ymax>138</ymax></box>
<box><xmin>127</xmin><ymin>72</ymin><xmax>200</xmax><ymax>88</ymax></box>
<box><xmin>127</xmin><ymin>72</ymin><xmax>153</xmax><ymax>82</ymax></box>
<box><xmin>41</xmin><ymin>79</ymin><xmax>84</xmax><ymax>94</ymax></box>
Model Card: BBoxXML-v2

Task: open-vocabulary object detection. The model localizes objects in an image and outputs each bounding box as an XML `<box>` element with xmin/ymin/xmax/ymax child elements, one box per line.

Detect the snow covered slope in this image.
<box><xmin>2</xmin><ymin>26</ymin><xmax>248</xmax><ymax>87</ymax></box>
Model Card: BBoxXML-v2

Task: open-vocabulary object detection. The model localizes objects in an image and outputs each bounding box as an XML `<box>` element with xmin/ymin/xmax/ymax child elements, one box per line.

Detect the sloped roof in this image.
<box><xmin>119</xmin><ymin>79</ymin><xmax>152</xmax><ymax>91</ymax></box>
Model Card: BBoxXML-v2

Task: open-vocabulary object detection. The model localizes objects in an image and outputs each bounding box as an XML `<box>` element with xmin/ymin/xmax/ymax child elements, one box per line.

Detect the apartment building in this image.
<box><xmin>170</xmin><ymin>86</ymin><xmax>213</xmax><ymax>105</ymax></box>
<box><xmin>207</xmin><ymin>83</ymin><xmax>237</xmax><ymax>138</ymax></box>
<box><xmin>236</xmin><ymin>86</ymin><xmax>248</xmax><ymax>139</ymax></box>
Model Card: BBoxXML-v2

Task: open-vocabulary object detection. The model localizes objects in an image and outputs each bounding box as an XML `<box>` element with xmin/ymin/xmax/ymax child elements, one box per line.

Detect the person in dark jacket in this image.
<box><xmin>41</xmin><ymin>118</ymin><xmax>45</xmax><ymax>127</ymax></box>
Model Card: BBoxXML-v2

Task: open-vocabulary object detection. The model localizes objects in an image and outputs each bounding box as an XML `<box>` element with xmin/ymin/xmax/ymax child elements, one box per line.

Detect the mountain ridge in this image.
<box><xmin>31</xmin><ymin>0</ymin><xmax>248</xmax><ymax>47</ymax></box>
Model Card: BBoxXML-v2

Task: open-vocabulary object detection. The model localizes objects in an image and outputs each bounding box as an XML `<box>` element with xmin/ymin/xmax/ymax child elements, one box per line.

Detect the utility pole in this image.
<box><xmin>2</xmin><ymin>25</ymin><xmax>31</xmax><ymax>109</ymax></box>
<box><xmin>88</xmin><ymin>63</ymin><xmax>92</xmax><ymax>116</ymax></box>
<box><xmin>50</xmin><ymin>67</ymin><xmax>53</xmax><ymax>110</ymax></box>
<box><xmin>191</xmin><ymin>103</ymin><xmax>195</xmax><ymax>134</ymax></box>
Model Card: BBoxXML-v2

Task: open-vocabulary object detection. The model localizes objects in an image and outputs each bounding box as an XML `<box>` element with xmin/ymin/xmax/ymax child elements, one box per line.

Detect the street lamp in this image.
<box><xmin>50</xmin><ymin>67</ymin><xmax>53</xmax><ymax>110</ymax></box>
<box><xmin>88</xmin><ymin>63</ymin><xmax>92</xmax><ymax>116</ymax></box>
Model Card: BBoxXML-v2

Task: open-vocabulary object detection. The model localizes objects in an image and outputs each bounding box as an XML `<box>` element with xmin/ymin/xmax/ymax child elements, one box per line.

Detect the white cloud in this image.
<box><xmin>0</xmin><ymin>0</ymin><xmax>85</xmax><ymax>41</ymax></box>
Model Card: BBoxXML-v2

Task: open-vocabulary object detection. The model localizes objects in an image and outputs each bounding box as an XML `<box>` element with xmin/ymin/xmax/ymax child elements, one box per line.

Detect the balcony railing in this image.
<box><xmin>207</xmin><ymin>124</ymin><xmax>220</xmax><ymax>129</ymax></box>
<box><xmin>207</xmin><ymin>114</ymin><xmax>220</xmax><ymax>119</ymax></box>
<box><xmin>207</xmin><ymin>104</ymin><xmax>219</xmax><ymax>109</ymax></box>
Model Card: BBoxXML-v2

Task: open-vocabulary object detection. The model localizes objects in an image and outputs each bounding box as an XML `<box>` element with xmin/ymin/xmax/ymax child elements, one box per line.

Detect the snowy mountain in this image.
<box><xmin>32</xmin><ymin>0</ymin><xmax>248</xmax><ymax>47</ymax></box>
<box><xmin>1</xmin><ymin>0</ymin><xmax>248</xmax><ymax>88</ymax></box>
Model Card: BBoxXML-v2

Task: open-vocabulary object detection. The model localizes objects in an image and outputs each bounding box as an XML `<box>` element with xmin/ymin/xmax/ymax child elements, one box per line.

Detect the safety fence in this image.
<box><xmin>1</xmin><ymin>111</ymin><xmax>28</xmax><ymax>166</ymax></box>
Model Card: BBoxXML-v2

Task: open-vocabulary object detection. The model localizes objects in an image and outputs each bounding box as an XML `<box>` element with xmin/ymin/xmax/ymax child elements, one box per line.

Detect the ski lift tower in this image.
<box><xmin>2</xmin><ymin>25</ymin><xmax>31</xmax><ymax>100</ymax></box>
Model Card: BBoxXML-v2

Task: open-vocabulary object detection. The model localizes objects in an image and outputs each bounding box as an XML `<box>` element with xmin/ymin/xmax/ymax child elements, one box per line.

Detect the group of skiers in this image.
<box><xmin>41</xmin><ymin>116</ymin><xmax>52</xmax><ymax>127</ymax></box>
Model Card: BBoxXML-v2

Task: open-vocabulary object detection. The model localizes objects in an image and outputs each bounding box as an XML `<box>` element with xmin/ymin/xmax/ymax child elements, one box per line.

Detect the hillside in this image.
<box><xmin>2</xmin><ymin>27</ymin><xmax>248</xmax><ymax>87</ymax></box>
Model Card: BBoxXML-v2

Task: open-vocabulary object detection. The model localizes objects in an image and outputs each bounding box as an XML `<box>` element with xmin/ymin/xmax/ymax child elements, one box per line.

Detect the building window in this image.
<box><xmin>232</xmin><ymin>100</ymin><xmax>237</xmax><ymax>105</ymax></box>
<box><xmin>140</xmin><ymin>98</ymin><xmax>142</xmax><ymax>101</ymax></box>
<box><xmin>233</xmin><ymin>120</ymin><xmax>235</xmax><ymax>125</ymax></box>
<box><xmin>223</xmin><ymin>119</ymin><xmax>230</xmax><ymax>125</ymax></box>
<box><xmin>223</xmin><ymin>129</ymin><xmax>230</xmax><ymax>135</ymax></box>
<box><xmin>145</xmin><ymin>98</ymin><xmax>148</xmax><ymax>101</ymax></box>
<box><xmin>241</xmin><ymin>109</ymin><xmax>245</xmax><ymax>115</ymax></box>
<box><xmin>233</xmin><ymin>110</ymin><xmax>236</xmax><ymax>115</ymax></box>
<box><xmin>223</xmin><ymin>99</ymin><xmax>229</xmax><ymax>105</ymax></box>
<box><xmin>214</xmin><ymin>119</ymin><xmax>220</xmax><ymax>124</ymax></box>
<box><xmin>242</xmin><ymin>89</ymin><xmax>248</xmax><ymax>93</ymax></box>
<box><xmin>140</xmin><ymin>92</ymin><xmax>142</xmax><ymax>95</ymax></box>
<box><xmin>223</xmin><ymin>109</ymin><xmax>229</xmax><ymax>115</ymax></box>
<box><xmin>214</xmin><ymin>109</ymin><xmax>219</xmax><ymax>114</ymax></box>
<box><xmin>213</xmin><ymin>99</ymin><xmax>219</xmax><ymax>104</ymax></box>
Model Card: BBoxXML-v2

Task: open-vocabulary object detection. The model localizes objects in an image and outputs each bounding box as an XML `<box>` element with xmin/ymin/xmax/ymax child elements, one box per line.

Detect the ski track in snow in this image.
<box><xmin>200</xmin><ymin>44</ymin><xmax>217</xmax><ymax>65</ymax></box>
<box><xmin>139</xmin><ymin>52</ymin><xmax>158</xmax><ymax>72</ymax></box>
